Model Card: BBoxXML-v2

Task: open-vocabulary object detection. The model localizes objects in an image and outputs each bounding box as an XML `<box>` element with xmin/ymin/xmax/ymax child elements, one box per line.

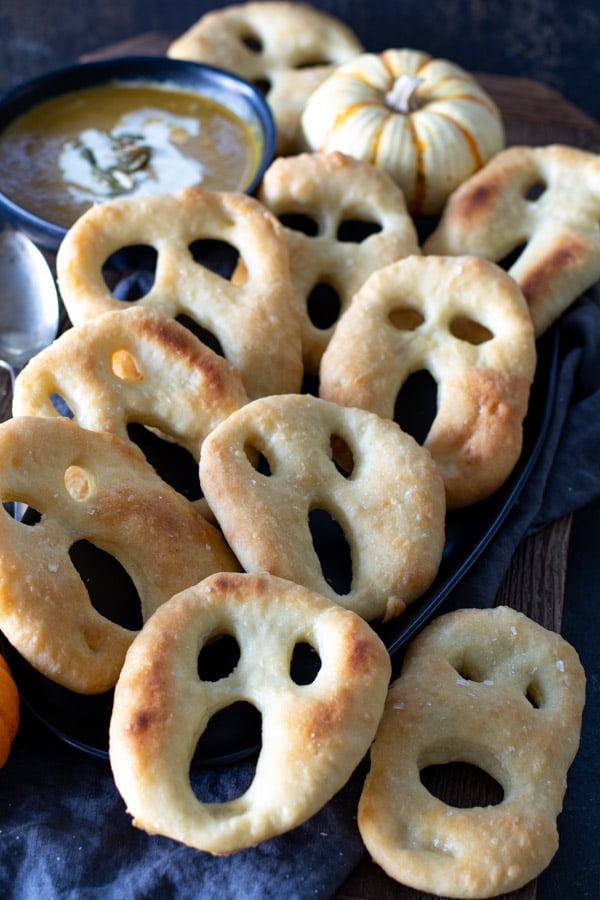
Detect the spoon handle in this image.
<box><xmin>0</xmin><ymin>360</ymin><xmax>26</xmax><ymax>521</ymax></box>
<box><xmin>0</xmin><ymin>359</ymin><xmax>15</xmax><ymax>394</ymax></box>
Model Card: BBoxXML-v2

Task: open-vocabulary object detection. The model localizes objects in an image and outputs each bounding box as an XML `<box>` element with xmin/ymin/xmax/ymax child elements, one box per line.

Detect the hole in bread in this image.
<box><xmin>309</xmin><ymin>507</ymin><xmax>352</xmax><ymax>596</ymax></box>
<box><xmin>64</xmin><ymin>465</ymin><xmax>94</xmax><ymax>501</ymax></box>
<box><xmin>127</xmin><ymin>423</ymin><xmax>202</xmax><ymax>502</ymax></box>
<box><xmin>450</xmin><ymin>316</ymin><xmax>493</xmax><ymax>345</ymax></box>
<box><xmin>189</xmin><ymin>238</ymin><xmax>240</xmax><ymax>280</ymax></box>
<box><xmin>175</xmin><ymin>314</ymin><xmax>225</xmax><ymax>358</ymax></box>
<box><xmin>301</xmin><ymin>370</ymin><xmax>320</xmax><ymax>396</ymax></box>
<box><xmin>252</xmin><ymin>78</ymin><xmax>271</xmax><ymax>96</ymax></box>
<box><xmin>243</xmin><ymin>440</ymin><xmax>272</xmax><ymax>476</ymax></box>
<box><xmin>307</xmin><ymin>282</ymin><xmax>341</xmax><ymax>331</ymax></box>
<box><xmin>389</xmin><ymin>306</ymin><xmax>425</xmax><ymax>331</ymax></box>
<box><xmin>330</xmin><ymin>433</ymin><xmax>354</xmax><ymax>477</ymax></box>
<box><xmin>290</xmin><ymin>641</ymin><xmax>322</xmax><ymax>685</ymax></box>
<box><xmin>197</xmin><ymin>633</ymin><xmax>241</xmax><ymax>682</ymax></box>
<box><xmin>69</xmin><ymin>539</ymin><xmax>143</xmax><ymax>631</ymax></box>
<box><xmin>111</xmin><ymin>348</ymin><xmax>144</xmax><ymax>381</ymax></box>
<box><xmin>497</xmin><ymin>242</ymin><xmax>526</xmax><ymax>271</ymax></box>
<box><xmin>413</xmin><ymin>215</ymin><xmax>439</xmax><ymax>244</ymax></box>
<box><xmin>420</xmin><ymin>762</ymin><xmax>504</xmax><ymax>808</ymax></box>
<box><xmin>524</xmin><ymin>180</ymin><xmax>546</xmax><ymax>201</ymax></box>
<box><xmin>193</xmin><ymin>701</ymin><xmax>262</xmax><ymax>772</ymax></box>
<box><xmin>525</xmin><ymin>677</ymin><xmax>544</xmax><ymax>709</ymax></box>
<box><xmin>192</xmin><ymin>742</ymin><xmax>257</xmax><ymax>798</ymax></box>
<box><xmin>294</xmin><ymin>57</ymin><xmax>333</xmax><ymax>70</ymax></box>
<box><xmin>278</xmin><ymin>212</ymin><xmax>319</xmax><ymax>237</ymax></box>
<box><xmin>337</xmin><ymin>219</ymin><xmax>382</xmax><ymax>242</ymax></box>
<box><xmin>50</xmin><ymin>392</ymin><xmax>74</xmax><ymax>417</ymax></box>
<box><xmin>452</xmin><ymin>658</ymin><xmax>488</xmax><ymax>683</ymax></box>
<box><xmin>4</xmin><ymin>504</ymin><xmax>41</xmax><ymax>525</ymax></box>
<box><xmin>102</xmin><ymin>244</ymin><xmax>157</xmax><ymax>299</ymax></box>
<box><xmin>241</xmin><ymin>32</ymin><xmax>263</xmax><ymax>54</ymax></box>
<box><xmin>394</xmin><ymin>370</ymin><xmax>438</xmax><ymax>445</ymax></box>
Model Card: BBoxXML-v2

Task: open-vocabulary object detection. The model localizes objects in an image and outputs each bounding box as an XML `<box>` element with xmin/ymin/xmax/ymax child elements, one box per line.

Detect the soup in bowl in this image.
<box><xmin>0</xmin><ymin>56</ymin><xmax>276</xmax><ymax>250</ymax></box>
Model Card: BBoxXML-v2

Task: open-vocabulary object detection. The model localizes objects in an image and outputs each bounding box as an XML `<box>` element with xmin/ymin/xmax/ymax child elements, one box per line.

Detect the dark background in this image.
<box><xmin>1</xmin><ymin>0</ymin><xmax>599</xmax><ymax>123</ymax></box>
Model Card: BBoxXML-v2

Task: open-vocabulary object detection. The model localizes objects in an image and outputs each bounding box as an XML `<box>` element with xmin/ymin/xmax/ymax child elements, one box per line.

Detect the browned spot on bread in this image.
<box><xmin>347</xmin><ymin>632</ymin><xmax>377</xmax><ymax>672</ymax></box>
<box><xmin>140</xmin><ymin>312</ymin><xmax>197</xmax><ymax>358</ymax></box>
<box><xmin>305</xmin><ymin>697</ymin><xmax>341</xmax><ymax>748</ymax></box>
<box><xmin>520</xmin><ymin>236</ymin><xmax>589</xmax><ymax>306</ymax></box>
<box><xmin>207</xmin><ymin>571</ymin><xmax>246</xmax><ymax>595</ymax></box>
<box><xmin>456</xmin><ymin>178</ymin><xmax>501</xmax><ymax>219</ymax></box>
<box><xmin>139</xmin><ymin>313</ymin><xmax>240</xmax><ymax>399</ymax></box>
<box><xmin>131</xmin><ymin>708</ymin><xmax>157</xmax><ymax>733</ymax></box>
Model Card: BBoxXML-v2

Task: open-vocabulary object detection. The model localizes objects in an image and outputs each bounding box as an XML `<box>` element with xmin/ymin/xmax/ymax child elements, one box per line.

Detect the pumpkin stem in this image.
<box><xmin>385</xmin><ymin>75</ymin><xmax>425</xmax><ymax>113</ymax></box>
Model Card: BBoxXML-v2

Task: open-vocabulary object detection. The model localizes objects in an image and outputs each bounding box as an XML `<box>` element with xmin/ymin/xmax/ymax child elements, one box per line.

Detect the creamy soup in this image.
<box><xmin>0</xmin><ymin>81</ymin><xmax>261</xmax><ymax>227</ymax></box>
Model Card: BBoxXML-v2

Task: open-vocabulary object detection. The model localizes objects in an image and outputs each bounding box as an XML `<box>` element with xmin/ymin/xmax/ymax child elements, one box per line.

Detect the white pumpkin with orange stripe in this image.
<box><xmin>300</xmin><ymin>49</ymin><xmax>505</xmax><ymax>216</ymax></box>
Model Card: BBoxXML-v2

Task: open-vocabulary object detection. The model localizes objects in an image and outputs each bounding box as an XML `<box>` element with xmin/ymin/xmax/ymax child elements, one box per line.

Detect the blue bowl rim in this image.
<box><xmin>0</xmin><ymin>55</ymin><xmax>276</xmax><ymax>251</ymax></box>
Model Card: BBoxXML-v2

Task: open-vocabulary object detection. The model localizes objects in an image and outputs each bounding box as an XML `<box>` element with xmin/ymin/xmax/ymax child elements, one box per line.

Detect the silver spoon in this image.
<box><xmin>0</xmin><ymin>226</ymin><xmax>60</xmax><ymax>390</ymax></box>
<box><xmin>0</xmin><ymin>227</ymin><xmax>60</xmax><ymax>521</ymax></box>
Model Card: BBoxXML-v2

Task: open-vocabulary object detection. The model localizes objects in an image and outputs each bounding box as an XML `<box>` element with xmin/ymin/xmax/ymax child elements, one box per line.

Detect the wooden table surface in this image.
<box><xmin>3</xmin><ymin>30</ymin><xmax>600</xmax><ymax>900</ymax></box>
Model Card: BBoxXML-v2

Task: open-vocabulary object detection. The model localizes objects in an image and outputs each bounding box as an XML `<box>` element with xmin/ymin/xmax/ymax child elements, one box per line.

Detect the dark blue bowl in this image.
<box><xmin>0</xmin><ymin>56</ymin><xmax>276</xmax><ymax>252</ymax></box>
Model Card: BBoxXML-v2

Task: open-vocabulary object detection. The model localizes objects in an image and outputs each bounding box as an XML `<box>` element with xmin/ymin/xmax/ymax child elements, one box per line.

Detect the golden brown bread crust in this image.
<box><xmin>0</xmin><ymin>417</ymin><xmax>240</xmax><ymax>693</ymax></box>
<box><xmin>424</xmin><ymin>144</ymin><xmax>600</xmax><ymax>334</ymax></box>
<box><xmin>319</xmin><ymin>254</ymin><xmax>536</xmax><ymax>508</ymax></box>
<box><xmin>109</xmin><ymin>571</ymin><xmax>391</xmax><ymax>854</ymax></box>
<box><xmin>199</xmin><ymin>393</ymin><xmax>446</xmax><ymax>622</ymax></box>
<box><xmin>257</xmin><ymin>151</ymin><xmax>420</xmax><ymax>373</ymax></box>
<box><xmin>168</xmin><ymin>2</ymin><xmax>363</xmax><ymax>154</ymax></box>
<box><xmin>358</xmin><ymin>606</ymin><xmax>586</xmax><ymax>898</ymax></box>
<box><xmin>13</xmin><ymin>306</ymin><xmax>249</xmax><ymax>469</ymax></box>
<box><xmin>56</xmin><ymin>185</ymin><xmax>303</xmax><ymax>399</ymax></box>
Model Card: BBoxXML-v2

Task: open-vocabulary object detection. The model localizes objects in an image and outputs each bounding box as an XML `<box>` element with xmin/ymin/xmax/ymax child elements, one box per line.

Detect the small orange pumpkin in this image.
<box><xmin>0</xmin><ymin>654</ymin><xmax>19</xmax><ymax>766</ymax></box>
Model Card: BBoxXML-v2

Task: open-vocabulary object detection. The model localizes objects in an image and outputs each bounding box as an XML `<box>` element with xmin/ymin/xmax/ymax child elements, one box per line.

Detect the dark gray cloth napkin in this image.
<box><xmin>447</xmin><ymin>283</ymin><xmax>600</xmax><ymax>612</ymax></box>
<box><xmin>1</xmin><ymin>286</ymin><xmax>599</xmax><ymax>900</ymax></box>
